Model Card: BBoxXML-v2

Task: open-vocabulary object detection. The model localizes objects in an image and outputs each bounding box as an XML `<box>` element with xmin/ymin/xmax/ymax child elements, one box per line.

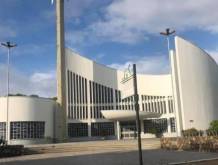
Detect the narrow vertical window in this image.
<box><xmin>115</xmin><ymin>90</ymin><xmax>118</xmax><ymax>103</ymax></box>
<box><xmin>111</xmin><ymin>88</ymin><xmax>113</xmax><ymax>103</ymax></box>
<box><xmin>90</xmin><ymin>106</ymin><xmax>93</xmax><ymax>119</ymax></box>
<box><xmin>93</xmin><ymin>82</ymin><xmax>96</xmax><ymax>104</ymax></box>
<box><xmin>102</xmin><ymin>85</ymin><xmax>104</xmax><ymax>103</ymax></box>
<box><xmin>85</xmin><ymin>79</ymin><xmax>87</xmax><ymax>104</ymax></box>
<box><xmin>108</xmin><ymin>87</ymin><xmax>110</xmax><ymax>103</ymax></box>
<box><xmin>79</xmin><ymin>76</ymin><xmax>82</xmax><ymax>104</ymax></box>
<box><xmin>73</xmin><ymin>73</ymin><xmax>76</xmax><ymax>103</ymax></box>
<box><xmin>96</xmin><ymin>83</ymin><xmax>99</xmax><ymax>104</ymax></box>
<box><xmin>89</xmin><ymin>81</ymin><xmax>92</xmax><ymax>103</ymax></box>
<box><xmin>99</xmin><ymin>84</ymin><xmax>102</xmax><ymax>103</ymax></box>
<box><xmin>76</xmin><ymin>75</ymin><xmax>79</xmax><ymax>103</ymax></box>
<box><xmin>118</xmin><ymin>91</ymin><xmax>121</xmax><ymax>102</ymax></box>
<box><xmin>104</xmin><ymin>86</ymin><xmax>107</xmax><ymax>104</ymax></box>
<box><xmin>82</xmin><ymin>77</ymin><xmax>84</xmax><ymax>104</ymax></box>
<box><xmin>70</xmin><ymin>72</ymin><xmax>73</xmax><ymax>104</ymax></box>
<box><xmin>86</xmin><ymin>106</ymin><xmax>88</xmax><ymax>119</ymax></box>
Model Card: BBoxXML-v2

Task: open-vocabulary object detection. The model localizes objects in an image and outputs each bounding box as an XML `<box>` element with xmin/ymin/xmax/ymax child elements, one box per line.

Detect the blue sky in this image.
<box><xmin>0</xmin><ymin>0</ymin><xmax>218</xmax><ymax>97</ymax></box>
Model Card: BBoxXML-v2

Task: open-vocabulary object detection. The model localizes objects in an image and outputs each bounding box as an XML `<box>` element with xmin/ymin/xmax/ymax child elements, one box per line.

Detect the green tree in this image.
<box><xmin>209</xmin><ymin>120</ymin><xmax>218</xmax><ymax>132</ymax></box>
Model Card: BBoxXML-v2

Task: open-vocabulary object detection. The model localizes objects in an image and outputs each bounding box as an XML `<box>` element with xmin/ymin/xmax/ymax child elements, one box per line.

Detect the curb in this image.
<box><xmin>169</xmin><ymin>157</ymin><xmax>218</xmax><ymax>165</ymax></box>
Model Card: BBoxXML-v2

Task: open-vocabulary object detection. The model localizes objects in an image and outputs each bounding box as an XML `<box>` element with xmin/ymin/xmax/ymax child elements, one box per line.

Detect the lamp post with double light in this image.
<box><xmin>1</xmin><ymin>41</ymin><xmax>17</xmax><ymax>144</ymax></box>
<box><xmin>160</xmin><ymin>28</ymin><xmax>175</xmax><ymax>52</ymax></box>
<box><xmin>160</xmin><ymin>28</ymin><xmax>178</xmax><ymax>136</ymax></box>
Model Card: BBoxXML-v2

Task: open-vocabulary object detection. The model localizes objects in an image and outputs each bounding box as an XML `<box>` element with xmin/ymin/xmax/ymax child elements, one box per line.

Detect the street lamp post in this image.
<box><xmin>160</xmin><ymin>28</ymin><xmax>177</xmax><ymax>136</ymax></box>
<box><xmin>160</xmin><ymin>28</ymin><xmax>175</xmax><ymax>52</ymax></box>
<box><xmin>1</xmin><ymin>42</ymin><xmax>17</xmax><ymax>144</ymax></box>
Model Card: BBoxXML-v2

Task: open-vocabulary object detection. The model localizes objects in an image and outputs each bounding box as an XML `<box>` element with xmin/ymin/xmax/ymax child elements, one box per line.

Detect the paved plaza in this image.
<box><xmin>0</xmin><ymin>149</ymin><xmax>218</xmax><ymax>165</ymax></box>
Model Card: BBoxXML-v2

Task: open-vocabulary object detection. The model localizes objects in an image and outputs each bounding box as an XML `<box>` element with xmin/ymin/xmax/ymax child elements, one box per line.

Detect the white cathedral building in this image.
<box><xmin>1</xmin><ymin>36</ymin><xmax>218</xmax><ymax>145</ymax></box>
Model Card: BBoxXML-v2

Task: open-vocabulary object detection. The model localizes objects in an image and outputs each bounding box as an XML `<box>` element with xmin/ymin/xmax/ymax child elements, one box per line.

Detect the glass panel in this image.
<box><xmin>91</xmin><ymin>122</ymin><xmax>115</xmax><ymax>136</ymax></box>
<box><xmin>0</xmin><ymin>122</ymin><xmax>6</xmax><ymax>140</ymax></box>
<box><xmin>68</xmin><ymin>123</ymin><xmax>88</xmax><ymax>137</ymax></box>
<box><xmin>10</xmin><ymin>121</ymin><xmax>45</xmax><ymax>139</ymax></box>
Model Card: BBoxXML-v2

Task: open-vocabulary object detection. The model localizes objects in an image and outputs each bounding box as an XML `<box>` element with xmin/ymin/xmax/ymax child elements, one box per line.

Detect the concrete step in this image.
<box><xmin>25</xmin><ymin>139</ymin><xmax>161</xmax><ymax>154</ymax></box>
<box><xmin>28</xmin><ymin>144</ymin><xmax>160</xmax><ymax>152</ymax></box>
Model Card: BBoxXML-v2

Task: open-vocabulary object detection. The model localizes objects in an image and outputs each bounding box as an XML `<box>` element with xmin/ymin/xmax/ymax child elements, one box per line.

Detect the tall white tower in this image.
<box><xmin>56</xmin><ymin>0</ymin><xmax>67</xmax><ymax>141</ymax></box>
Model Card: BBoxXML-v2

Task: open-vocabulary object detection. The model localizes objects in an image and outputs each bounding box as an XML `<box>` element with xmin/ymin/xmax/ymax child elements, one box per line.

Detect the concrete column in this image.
<box><xmin>56</xmin><ymin>0</ymin><xmax>67</xmax><ymax>141</ymax></box>
<box><xmin>88</xmin><ymin>122</ymin><xmax>92</xmax><ymax>137</ymax></box>
<box><xmin>167</xmin><ymin>118</ymin><xmax>171</xmax><ymax>134</ymax></box>
<box><xmin>116</xmin><ymin>121</ymin><xmax>121</xmax><ymax>140</ymax></box>
<box><xmin>140</xmin><ymin>120</ymin><xmax>144</xmax><ymax>136</ymax></box>
<box><xmin>139</xmin><ymin>95</ymin><xmax>142</xmax><ymax>111</ymax></box>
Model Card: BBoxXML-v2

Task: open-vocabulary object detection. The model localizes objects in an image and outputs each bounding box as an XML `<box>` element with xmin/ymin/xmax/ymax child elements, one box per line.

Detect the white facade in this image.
<box><xmin>171</xmin><ymin>36</ymin><xmax>218</xmax><ymax>133</ymax></box>
<box><xmin>0</xmin><ymin>96</ymin><xmax>57</xmax><ymax>145</ymax></box>
<box><xmin>65</xmin><ymin>36</ymin><xmax>218</xmax><ymax>140</ymax></box>
<box><xmin>1</xmin><ymin>36</ymin><xmax>218</xmax><ymax>144</ymax></box>
<box><xmin>65</xmin><ymin>48</ymin><xmax>176</xmax><ymax>139</ymax></box>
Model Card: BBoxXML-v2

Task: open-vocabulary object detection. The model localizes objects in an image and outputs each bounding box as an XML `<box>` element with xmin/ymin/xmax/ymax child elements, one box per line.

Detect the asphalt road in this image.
<box><xmin>0</xmin><ymin>149</ymin><xmax>218</xmax><ymax>165</ymax></box>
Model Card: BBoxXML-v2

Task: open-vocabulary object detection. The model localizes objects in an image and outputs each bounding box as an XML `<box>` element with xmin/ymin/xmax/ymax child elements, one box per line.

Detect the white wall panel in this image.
<box><xmin>65</xmin><ymin>48</ymin><xmax>172</xmax><ymax>96</ymax></box>
<box><xmin>0</xmin><ymin>96</ymin><xmax>56</xmax><ymax>144</ymax></box>
<box><xmin>173</xmin><ymin>36</ymin><xmax>218</xmax><ymax>130</ymax></box>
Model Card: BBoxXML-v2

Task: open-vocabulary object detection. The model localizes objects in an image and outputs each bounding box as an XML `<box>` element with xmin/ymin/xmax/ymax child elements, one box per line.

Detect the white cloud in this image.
<box><xmin>65</xmin><ymin>0</ymin><xmax>94</xmax><ymax>19</ymax></box>
<box><xmin>109</xmin><ymin>49</ymin><xmax>218</xmax><ymax>75</ymax></box>
<box><xmin>108</xmin><ymin>54</ymin><xmax>169</xmax><ymax>74</ymax></box>
<box><xmin>0</xmin><ymin>25</ymin><xmax>17</xmax><ymax>39</ymax></box>
<box><xmin>95</xmin><ymin>53</ymin><xmax>105</xmax><ymax>59</ymax></box>
<box><xmin>0</xmin><ymin>64</ymin><xmax>56</xmax><ymax>97</ymax></box>
<box><xmin>65</xmin><ymin>31</ymin><xmax>88</xmax><ymax>45</ymax></box>
<box><xmin>88</xmin><ymin>0</ymin><xmax>218</xmax><ymax>44</ymax></box>
<box><xmin>13</xmin><ymin>43</ymin><xmax>53</xmax><ymax>57</ymax></box>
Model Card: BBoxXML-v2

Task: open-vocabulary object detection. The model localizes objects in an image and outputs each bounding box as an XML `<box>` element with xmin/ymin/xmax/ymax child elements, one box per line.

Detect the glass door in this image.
<box><xmin>120</xmin><ymin>121</ymin><xmax>137</xmax><ymax>139</ymax></box>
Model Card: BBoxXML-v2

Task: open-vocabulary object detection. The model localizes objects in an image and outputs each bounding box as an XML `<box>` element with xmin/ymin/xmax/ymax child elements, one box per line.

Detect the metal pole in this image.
<box><xmin>160</xmin><ymin>28</ymin><xmax>175</xmax><ymax>53</ymax></box>
<box><xmin>133</xmin><ymin>64</ymin><xmax>143</xmax><ymax>165</ymax></box>
<box><xmin>167</xmin><ymin>37</ymin><xmax>170</xmax><ymax>53</ymax></box>
<box><xmin>1</xmin><ymin>42</ymin><xmax>17</xmax><ymax>144</ymax></box>
<box><xmin>160</xmin><ymin>29</ymin><xmax>178</xmax><ymax>136</ymax></box>
<box><xmin>6</xmin><ymin>48</ymin><xmax>10</xmax><ymax>144</ymax></box>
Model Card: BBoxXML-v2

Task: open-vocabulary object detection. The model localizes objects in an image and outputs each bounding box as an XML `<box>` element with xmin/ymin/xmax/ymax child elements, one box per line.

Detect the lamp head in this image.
<box><xmin>1</xmin><ymin>42</ymin><xmax>17</xmax><ymax>48</ymax></box>
<box><xmin>160</xmin><ymin>28</ymin><xmax>176</xmax><ymax>36</ymax></box>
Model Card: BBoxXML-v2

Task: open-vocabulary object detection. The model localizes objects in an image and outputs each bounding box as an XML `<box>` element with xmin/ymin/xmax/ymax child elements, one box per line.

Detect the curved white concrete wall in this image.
<box><xmin>137</xmin><ymin>74</ymin><xmax>172</xmax><ymax>96</ymax></box>
<box><xmin>0</xmin><ymin>96</ymin><xmax>57</xmax><ymax>145</ymax></box>
<box><xmin>172</xmin><ymin>36</ymin><xmax>218</xmax><ymax>131</ymax></box>
<box><xmin>65</xmin><ymin>48</ymin><xmax>172</xmax><ymax>97</ymax></box>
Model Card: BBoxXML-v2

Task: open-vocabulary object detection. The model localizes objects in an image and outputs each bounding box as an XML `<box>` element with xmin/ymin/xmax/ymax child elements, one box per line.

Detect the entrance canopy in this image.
<box><xmin>101</xmin><ymin>110</ymin><xmax>161</xmax><ymax>121</ymax></box>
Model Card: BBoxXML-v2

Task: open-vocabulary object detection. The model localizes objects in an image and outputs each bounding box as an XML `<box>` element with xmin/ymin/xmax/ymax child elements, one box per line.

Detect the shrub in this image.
<box><xmin>182</xmin><ymin>128</ymin><xmax>199</xmax><ymax>136</ymax></box>
<box><xmin>148</xmin><ymin>127</ymin><xmax>157</xmax><ymax>135</ymax></box>
<box><xmin>209</xmin><ymin>120</ymin><xmax>218</xmax><ymax>132</ymax></box>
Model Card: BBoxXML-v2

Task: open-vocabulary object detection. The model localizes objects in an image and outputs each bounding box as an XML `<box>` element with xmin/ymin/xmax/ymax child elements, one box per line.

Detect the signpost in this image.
<box><xmin>121</xmin><ymin>64</ymin><xmax>143</xmax><ymax>165</ymax></box>
<box><xmin>121</xmin><ymin>64</ymin><xmax>134</xmax><ymax>99</ymax></box>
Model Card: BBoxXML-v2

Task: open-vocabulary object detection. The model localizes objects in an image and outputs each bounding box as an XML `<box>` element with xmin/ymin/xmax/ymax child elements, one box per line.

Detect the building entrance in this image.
<box><xmin>120</xmin><ymin>121</ymin><xmax>137</xmax><ymax>139</ymax></box>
